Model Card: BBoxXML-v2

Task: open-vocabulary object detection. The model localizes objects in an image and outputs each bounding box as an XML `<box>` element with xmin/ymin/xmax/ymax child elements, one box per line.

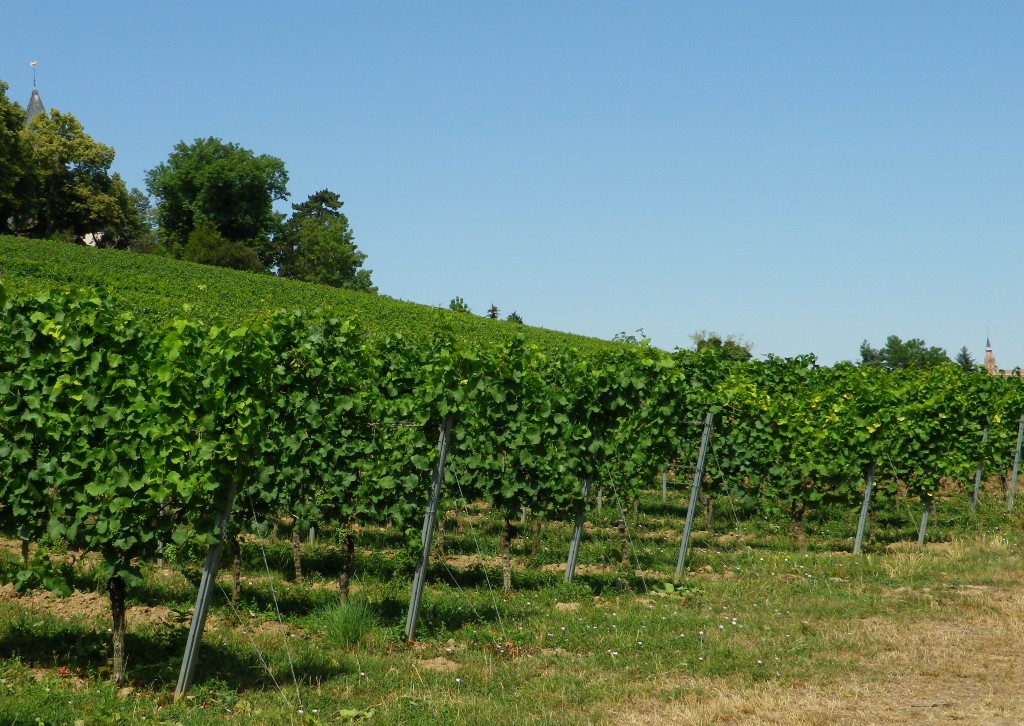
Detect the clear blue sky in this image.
<box><xmin>5</xmin><ymin>2</ymin><xmax>1023</xmax><ymax>365</ymax></box>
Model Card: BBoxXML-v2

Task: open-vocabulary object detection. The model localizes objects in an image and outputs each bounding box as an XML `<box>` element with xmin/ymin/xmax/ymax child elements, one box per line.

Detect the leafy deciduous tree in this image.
<box><xmin>182</xmin><ymin>219</ymin><xmax>264</xmax><ymax>272</ymax></box>
<box><xmin>145</xmin><ymin>137</ymin><xmax>288</xmax><ymax>265</ymax></box>
<box><xmin>97</xmin><ymin>185</ymin><xmax>156</xmax><ymax>251</ymax></box>
<box><xmin>0</xmin><ymin>81</ymin><xmax>32</xmax><ymax>235</ymax></box>
<box><xmin>22</xmin><ymin>109</ymin><xmax>134</xmax><ymax>242</ymax></box>
<box><xmin>690</xmin><ymin>330</ymin><xmax>753</xmax><ymax>362</ymax></box>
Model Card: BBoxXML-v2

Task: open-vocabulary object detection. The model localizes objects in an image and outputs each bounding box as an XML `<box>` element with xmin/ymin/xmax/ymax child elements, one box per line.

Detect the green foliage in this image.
<box><xmin>277</xmin><ymin>190</ymin><xmax>374</xmax><ymax>292</ymax></box>
<box><xmin>0</xmin><ymin>81</ymin><xmax>32</xmax><ymax>236</ymax></box>
<box><xmin>144</xmin><ymin>137</ymin><xmax>288</xmax><ymax>264</ymax></box>
<box><xmin>955</xmin><ymin>346</ymin><xmax>976</xmax><ymax>372</ymax></box>
<box><xmin>97</xmin><ymin>184</ymin><xmax>156</xmax><ymax>251</ymax></box>
<box><xmin>310</xmin><ymin>601</ymin><xmax>377</xmax><ymax>647</ymax></box>
<box><xmin>0</xmin><ymin>236</ymin><xmax>618</xmax><ymax>354</ymax></box>
<box><xmin>454</xmin><ymin>336</ymin><xmax>580</xmax><ymax>522</ymax></box>
<box><xmin>690</xmin><ymin>330</ymin><xmax>753</xmax><ymax>362</ymax></box>
<box><xmin>256</xmin><ymin>312</ymin><xmax>376</xmax><ymax>530</ymax></box>
<box><xmin>860</xmin><ymin>335</ymin><xmax>950</xmax><ymax>369</ymax></box>
<box><xmin>612</xmin><ymin>329</ymin><xmax>647</xmax><ymax>345</ymax></box>
<box><xmin>17</xmin><ymin>108</ymin><xmax>141</xmax><ymax>245</ymax></box>
<box><xmin>183</xmin><ymin>220</ymin><xmax>263</xmax><ymax>272</ymax></box>
<box><xmin>3</xmin><ymin>274</ymin><xmax>1024</xmax><ymax>716</ymax></box>
<box><xmin>449</xmin><ymin>296</ymin><xmax>471</xmax><ymax>314</ymax></box>
<box><xmin>5</xmin><ymin>257</ymin><xmax>1024</xmax><ymax>672</ymax></box>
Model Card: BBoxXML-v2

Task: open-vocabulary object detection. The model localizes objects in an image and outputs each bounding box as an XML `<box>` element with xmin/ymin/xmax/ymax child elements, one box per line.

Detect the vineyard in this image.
<box><xmin>0</xmin><ymin>235</ymin><xmax>618</xmax><ymax>354</ymax></box>
<box><xmin>4</xmin><ymin>272</ymin><xmax>1024</xmax><ymax>723</ymax></box>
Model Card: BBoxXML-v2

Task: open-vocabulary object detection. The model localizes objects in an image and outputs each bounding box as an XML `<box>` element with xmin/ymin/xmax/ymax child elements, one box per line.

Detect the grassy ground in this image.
<box><xmin>1</xmin><ymin>483</ymin><xmax>1022</xmax><ymax>725</ymax></box>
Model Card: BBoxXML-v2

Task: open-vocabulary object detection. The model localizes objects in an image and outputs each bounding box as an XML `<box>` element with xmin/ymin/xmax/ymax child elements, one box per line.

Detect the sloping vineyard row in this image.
<box><xmin>3</xmin><ymin>284</ymin><xmax>1024</xmax><ymax>681</ymax></box>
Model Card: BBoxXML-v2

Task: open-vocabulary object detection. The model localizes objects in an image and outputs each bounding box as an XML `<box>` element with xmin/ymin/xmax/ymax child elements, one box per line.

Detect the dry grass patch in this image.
<box><xmin>417</xmin><ymin>656</ymin><xmax>460</xmax><ymax>673</ymax></box>
<box><xmin>608</xmin><ymin>559</ymin><xmax>1024</xmax><ymax>725</ymax></box>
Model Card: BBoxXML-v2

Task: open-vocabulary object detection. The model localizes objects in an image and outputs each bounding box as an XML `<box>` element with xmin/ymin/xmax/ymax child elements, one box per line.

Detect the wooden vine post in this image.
<box><xmin>339</xmin><ymin>530</ymin><xmax>355</xmax><ymax>602</ymax></box>
<box><xmin>405</xmin><ymin>414</ymin><xmax>455</xmax><ymax>642</ymax></box>
<box><xmin>675</xmin><ymin>412</ymin><xmax>714</xmax><ymax>580</ymax></box>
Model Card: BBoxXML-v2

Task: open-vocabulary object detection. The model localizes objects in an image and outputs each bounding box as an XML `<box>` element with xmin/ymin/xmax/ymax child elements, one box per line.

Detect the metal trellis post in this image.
<box><xmin>853</xmin><ymin>461</ymin><xmax>876</xmax><ymax>555</ymax></box>
<box><xmin>405</xmin><ymin>414</ymin><xmax>455</xmax><ymax>642</ymax></box>
<box><xmin>971</xmin><ymin>422</ymin><xmax>989</xmax><ymax>513</ymax></box>
<box><xmin>675</xmin><ymin>412</ymin><xmax>714</xmax><ymax>580</ymax></box>
<box><xmin>1007</xmin><ymin>415</ymin><xmax>1024</xmax><ymax>511</ymax></box>
<box><xmin>175</xmin><ymin>481</ymin><xmax>237</xmax><ymax>700</ymax></box>
<box><xmin>917</xmin><ymin>496</ymin><xmax>932</xmax><ymax>549</ymax></box>
<box><xmin>565</xmin><ymin>477</ymin><xmax>592</xmax><ymax>583</ymax></box>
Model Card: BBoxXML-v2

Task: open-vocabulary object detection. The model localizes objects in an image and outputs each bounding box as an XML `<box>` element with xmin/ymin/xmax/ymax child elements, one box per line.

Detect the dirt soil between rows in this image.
<box><xmin>0</xmin><ymin>583</ymin><xmax>173</xmax><ymax>628</ymax></box>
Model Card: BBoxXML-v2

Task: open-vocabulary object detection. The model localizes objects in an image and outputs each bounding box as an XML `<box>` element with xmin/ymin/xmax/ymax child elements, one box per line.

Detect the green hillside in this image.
<box><xmin>0</xmin><ymin>236</ymin><xmax>618</xmax><ymax>352</ymax></box>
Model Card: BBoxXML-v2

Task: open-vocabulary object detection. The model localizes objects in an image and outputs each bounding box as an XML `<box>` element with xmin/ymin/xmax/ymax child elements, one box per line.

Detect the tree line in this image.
<box><xmin>0</xmin><ymin>79</ymin><xmax>374</xmax><ymax>292</ymax></box>
<box><xmin>1</xmin><ymin>77</ymin><xmax>991</xmax><ymax>365</ymax></box>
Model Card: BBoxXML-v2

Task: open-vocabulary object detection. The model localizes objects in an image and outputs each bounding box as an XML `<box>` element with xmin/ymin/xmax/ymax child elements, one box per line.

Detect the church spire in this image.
<box><xmin>984</xmin><ymin>337</ymin><xmax>998</xmax><ymax>375</ymax></box>
<box><xmin>25</xmin><ymin>61</ymin><xmax>44</xmax><ymax>126</ymax></box>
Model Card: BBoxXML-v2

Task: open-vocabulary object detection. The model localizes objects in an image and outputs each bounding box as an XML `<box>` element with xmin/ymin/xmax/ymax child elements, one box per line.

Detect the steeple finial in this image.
<box><xmin>30</xmin><ymin>60</ymin><xmax>37</xmax><ymax>88</ymax></box>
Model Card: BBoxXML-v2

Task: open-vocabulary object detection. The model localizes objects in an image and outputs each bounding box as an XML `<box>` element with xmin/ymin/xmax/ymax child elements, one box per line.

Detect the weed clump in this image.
<box><xmin>311</xmin><ymin>601</ymin><xmax>376</xmax><ymax>647</ymax></box>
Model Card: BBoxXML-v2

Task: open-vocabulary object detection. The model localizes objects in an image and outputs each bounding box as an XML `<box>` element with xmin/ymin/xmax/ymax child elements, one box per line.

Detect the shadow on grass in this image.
<box><xmin>0</xmin><ymin>613</ymin><xmax>350</xmax><ymax>690</ymax></box>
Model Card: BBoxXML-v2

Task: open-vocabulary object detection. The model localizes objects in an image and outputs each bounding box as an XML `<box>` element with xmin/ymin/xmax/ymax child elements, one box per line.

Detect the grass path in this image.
<box><xmin>3</xmin><ymin>506</ymin><xmax>1024</xmax><ymax>724</ymax></box>
<box><xmin>612</xmin><ymin>544</ymin><xmax>1024</xmax><ymax>725</ymax></box>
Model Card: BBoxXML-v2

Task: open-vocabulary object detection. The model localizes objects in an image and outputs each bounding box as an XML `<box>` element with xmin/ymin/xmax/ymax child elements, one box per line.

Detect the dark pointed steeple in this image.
<box><xmin>25</xmin><ymin>89</ymin><xmax>44</xmax><ymax>125</ymax></box>
<box><xmin>25</xmin><ymin>61</ymin><xmax>44</xmax><ymax>126</ymax></box>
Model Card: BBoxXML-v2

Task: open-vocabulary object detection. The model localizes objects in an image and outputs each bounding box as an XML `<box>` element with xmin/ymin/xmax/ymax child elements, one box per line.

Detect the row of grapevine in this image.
<box><xmin>4</xmin><ymin>283</ymin><xmax>1024</xmax><ymax>686</ymax></box>
<box><xmin>707</xmin><ymin>357</ymin><xmax>1024</xmax><ymax>542</ymax></box>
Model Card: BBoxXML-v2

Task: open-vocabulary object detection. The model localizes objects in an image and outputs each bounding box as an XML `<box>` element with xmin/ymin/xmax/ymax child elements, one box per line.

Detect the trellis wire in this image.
<box><xmin>446</xmin><ymin>468</ymin><xmax>508</xmax><ymax>642</ymax></box>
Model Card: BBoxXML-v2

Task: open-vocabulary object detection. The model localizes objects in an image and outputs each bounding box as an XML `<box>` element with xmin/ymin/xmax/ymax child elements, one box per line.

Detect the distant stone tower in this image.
<box><xmin>984</xmin><ymin>338</ymin><xmax>998</xmax><ymax>375</ymax></box>
<box><xmin>25</xmin><ymin>61</ymin><xmax>44</xmax><ymax>125</ymax></box>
